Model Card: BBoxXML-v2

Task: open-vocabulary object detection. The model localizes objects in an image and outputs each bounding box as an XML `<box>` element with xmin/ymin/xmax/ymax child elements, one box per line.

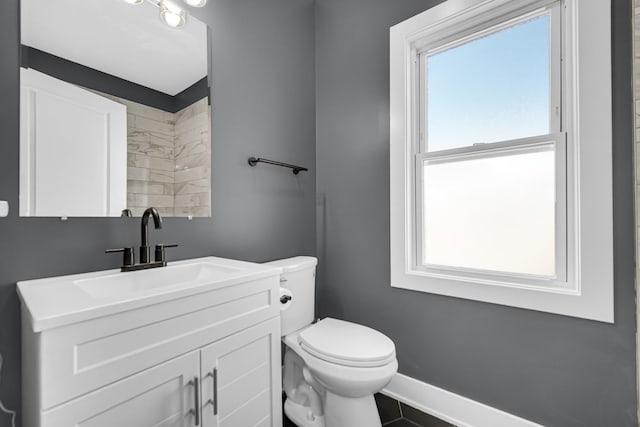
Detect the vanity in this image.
<box><xmin>16</xmin><ymin>0</ymin><xmax>285</xmax><ymax>424</ymax></box>
<box><xmin>18</xmin><ymin>257</ymin><xmax>283</xmax><ymax>427</ymax></box>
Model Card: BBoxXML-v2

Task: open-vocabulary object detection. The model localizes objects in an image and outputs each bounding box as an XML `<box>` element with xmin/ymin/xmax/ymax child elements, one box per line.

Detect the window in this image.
<box><xmin>416</xmin><ymin>4</ymin><xmax>565</xmax><ymax>285</ymax></box>
<box><xmin>390</xmin><ymin>0</ymin><xmax>613</xmax><ymax>321</ymax></box>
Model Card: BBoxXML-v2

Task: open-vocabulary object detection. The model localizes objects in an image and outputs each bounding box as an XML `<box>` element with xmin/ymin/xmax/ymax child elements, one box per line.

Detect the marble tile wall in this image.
<box><xmin>174</xmin><ymin>98</ymin><xmax>211</xmax><ymax>217</ymax></box>
<box><xmin>123</xmin><ymin>99</ymin><xmax>176</xmax><ymax>217</ymax></box>
<box><xmin>94</xmin><ymin>90</ymin><xmax>210</xmax><ymax>217</ymax></box>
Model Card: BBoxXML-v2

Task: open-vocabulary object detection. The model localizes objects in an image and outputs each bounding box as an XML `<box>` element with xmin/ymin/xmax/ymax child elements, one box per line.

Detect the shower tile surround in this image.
<box><xmin>174</xmin><ymin>99</ymin><xmax>212</xmax><ymax>217</ymax></box>
<box><xmin>97</xmin><ymin>90</ymin><xmax>211</xmax><ymax>217</ymax></box>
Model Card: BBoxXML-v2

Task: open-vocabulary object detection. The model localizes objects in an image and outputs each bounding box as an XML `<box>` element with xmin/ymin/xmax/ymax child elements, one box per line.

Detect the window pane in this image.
<box><xmin>422</xmin><ymin>145</ymin><xmax>555</xmax><ymax>276</ymax></box>
<box><xmin>426</xmin><ymin>14</ymin><xmax>551</xmax><ymax>152</ymax></box>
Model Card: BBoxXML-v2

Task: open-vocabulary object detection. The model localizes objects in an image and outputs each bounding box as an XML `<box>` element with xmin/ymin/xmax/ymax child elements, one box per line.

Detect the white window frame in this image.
<box><xmin>390</xmin><ymin>0</ymin><xmax>613</xmax><ymax>322</ymax></box>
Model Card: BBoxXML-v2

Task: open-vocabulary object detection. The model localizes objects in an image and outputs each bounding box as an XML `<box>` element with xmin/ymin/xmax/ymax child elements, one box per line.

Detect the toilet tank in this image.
<box><xmin>263</xmin><ymin>256</ymin><xmax>317</xmax><ymax>336</ymax></box>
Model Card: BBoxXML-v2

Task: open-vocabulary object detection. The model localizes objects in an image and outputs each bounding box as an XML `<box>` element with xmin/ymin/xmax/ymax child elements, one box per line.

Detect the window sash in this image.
<box><xmin>414</xmin><ymin>133</ymin><xmax>567</xmax><ymax>289</ymax></box>
<box><xmin>418</xmin><ymin>2</ymin><xmax>562</xmax><ymax>153</ymax></box>
<box><xmin>410</xmin><ymin>0</ymin><xmax>562</xmax><ymax>62</ymax></box>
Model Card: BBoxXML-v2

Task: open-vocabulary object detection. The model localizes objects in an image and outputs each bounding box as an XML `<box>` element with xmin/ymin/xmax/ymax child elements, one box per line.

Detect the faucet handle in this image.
<box><xmin>154</xmin><ymin>244</ymin><xmax>178</xmax><ymax>264</ymax></box>
<box><xmin>105</xmin><ymin>247</ymin><xmax>135</xmax><ymax>267</ymax></box>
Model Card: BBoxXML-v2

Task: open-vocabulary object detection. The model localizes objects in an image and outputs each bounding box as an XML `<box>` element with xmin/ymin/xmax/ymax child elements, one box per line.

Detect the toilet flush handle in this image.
<box><xmin>280</xmin><ymin>294</ymin><xmax>292</xmax><ymax>304</ymax></box>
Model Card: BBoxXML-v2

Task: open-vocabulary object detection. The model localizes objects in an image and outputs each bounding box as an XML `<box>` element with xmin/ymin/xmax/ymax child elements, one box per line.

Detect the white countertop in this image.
<box><xmin>17</xmin><ymin>256</ymin><xmax>282</xmax><ymax>332</ymax></box>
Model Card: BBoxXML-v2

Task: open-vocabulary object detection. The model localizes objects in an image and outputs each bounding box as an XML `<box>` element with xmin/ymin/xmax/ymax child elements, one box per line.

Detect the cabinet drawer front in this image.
<box><xmin>41</xmin><ymin>351</ymin><xmax>200</xmax><ymax>427</ymax></box>
<box><xmin>39</xmin><ymin>277</ymin><xmax>279</xmax><ymax>409</ymax></box>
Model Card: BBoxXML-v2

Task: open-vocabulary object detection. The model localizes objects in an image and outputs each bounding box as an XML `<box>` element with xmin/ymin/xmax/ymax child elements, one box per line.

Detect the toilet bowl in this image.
<box><xmin>264</xmin><ymin>257</ymin><xmax>398</xmax><ymax>427</ymax></box>
<box><xmin>284</xmin><ymin>319</ymin><xmax>398</xmax><ymax>427</ymax></box>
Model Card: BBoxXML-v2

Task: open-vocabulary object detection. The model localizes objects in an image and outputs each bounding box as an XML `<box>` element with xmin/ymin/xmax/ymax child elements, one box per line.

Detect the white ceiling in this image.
<box><xmin>21</xmin><ymin>0</ymin><xmax>208</xmax><ymax>95</ymax></box>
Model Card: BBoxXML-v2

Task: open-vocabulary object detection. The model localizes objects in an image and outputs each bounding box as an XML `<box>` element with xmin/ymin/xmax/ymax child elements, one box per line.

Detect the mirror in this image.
<box><xmin>20</xmin><ymin>0</ymin><xmax>211</xmax><ymax>217</ymax></box>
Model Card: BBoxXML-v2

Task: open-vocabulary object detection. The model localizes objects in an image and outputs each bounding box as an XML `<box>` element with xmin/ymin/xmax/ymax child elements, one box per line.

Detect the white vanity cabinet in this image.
<box><xmin>18</xmin><ymin>257</ymin><xmax>284</xmax><ymax>427</ymax></box>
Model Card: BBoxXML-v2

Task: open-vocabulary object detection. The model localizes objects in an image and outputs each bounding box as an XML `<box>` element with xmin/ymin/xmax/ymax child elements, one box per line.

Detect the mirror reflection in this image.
<box><xmin>20</xmin><ymin>0</ymin><xmax>211</xmax><ymax>217</ymax></box>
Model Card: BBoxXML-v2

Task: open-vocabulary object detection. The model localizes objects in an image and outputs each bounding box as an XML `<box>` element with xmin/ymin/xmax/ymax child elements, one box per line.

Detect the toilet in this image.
<box><xmin>265</xmin><ymin>256</ymin><xmax>398</xmax><ymax>427</ymax></box>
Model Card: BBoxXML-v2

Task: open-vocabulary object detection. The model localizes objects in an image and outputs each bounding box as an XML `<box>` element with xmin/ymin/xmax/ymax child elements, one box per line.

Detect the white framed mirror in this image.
<box><xmin>20</xmin><ymin>0</ymin><xmax>212</xmax><ymax>218</ymax></box>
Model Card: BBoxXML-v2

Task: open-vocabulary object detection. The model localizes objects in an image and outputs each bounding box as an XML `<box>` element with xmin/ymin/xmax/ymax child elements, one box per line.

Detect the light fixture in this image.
<box><xmin>183</xmin><ymin>0</ymin><xmax>207</xmax><ymax>7</ymax></box>
<box><xmin>125</xmin><ymin>0</ymin><xmax>199</xmax><ymax>28</ymax></box>
<box><xmin>159</xmin><ymin>0</ymin><xmax>186</xmax><ymax>28</ymax></box>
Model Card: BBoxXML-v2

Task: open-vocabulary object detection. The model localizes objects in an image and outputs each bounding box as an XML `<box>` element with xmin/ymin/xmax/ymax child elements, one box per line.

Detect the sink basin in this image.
<box><xmin>74</xmin><ymin>262</ymin><xmax>242</xmax><ymax>299</ymax></box>
<box><xmin>17</xmin><ymin>256</ymin><xmax>283</xmax><ymax>332</ymax></box>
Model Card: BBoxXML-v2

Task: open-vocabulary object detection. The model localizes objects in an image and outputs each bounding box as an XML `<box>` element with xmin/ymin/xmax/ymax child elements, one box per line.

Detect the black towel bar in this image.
<box><xmin>248</xmin><ymin>157</ymin><xmax>308</xmax><ymax>175</ymax></box>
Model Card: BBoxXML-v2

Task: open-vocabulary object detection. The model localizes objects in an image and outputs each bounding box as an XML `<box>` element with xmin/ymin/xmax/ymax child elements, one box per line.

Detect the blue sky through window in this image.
<box><xmin>426</xmin><ymin>14</ymin><xmax>551</xmax><ymax>152</ymax></box>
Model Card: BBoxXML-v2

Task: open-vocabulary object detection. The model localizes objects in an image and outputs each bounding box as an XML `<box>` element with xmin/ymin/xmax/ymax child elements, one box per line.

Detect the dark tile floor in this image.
<box><xmin>282</xmin><ymin>393</ymin><xmax>454</xmax><ymax>426</ymax></box>
<box><xmin>375</xmin><ymin>393</ymin><xmax>454</xmax><ymax>427</ymax></box>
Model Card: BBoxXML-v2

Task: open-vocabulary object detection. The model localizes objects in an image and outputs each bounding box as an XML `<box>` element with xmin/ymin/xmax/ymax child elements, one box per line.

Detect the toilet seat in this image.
<box><xmin>298</xmin><ymin>318</ymin><xmax>396</xmax><ymax>368</ymax></box>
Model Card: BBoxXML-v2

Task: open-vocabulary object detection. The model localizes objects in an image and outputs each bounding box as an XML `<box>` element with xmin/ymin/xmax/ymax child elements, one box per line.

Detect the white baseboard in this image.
<box><xmin>381</xmin><ymin>373</ymin><xmax>543</xmax><ymax>427</ymax></box>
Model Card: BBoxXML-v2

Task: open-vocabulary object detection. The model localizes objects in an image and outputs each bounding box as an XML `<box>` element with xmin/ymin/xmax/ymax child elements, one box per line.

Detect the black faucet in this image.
<box><xmin>140</xmin><ymin>207</ymin><xmax>163</xmax><ymax>264</ymax></box>
<box><xmin>106</xmin><ymin>207</ymin><xmax>178</xmax><ymax>272</ymax></box>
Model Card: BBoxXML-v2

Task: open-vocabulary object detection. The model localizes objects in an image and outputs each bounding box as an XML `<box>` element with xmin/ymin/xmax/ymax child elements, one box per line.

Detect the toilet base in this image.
<box><xmin>285</xmin><ymin>393</ymin><xmax>382</xmax><ymax>427</ymax></box>
<box><xmin>285</xmin><ymin>398</ymin><xmax>326</xmax><ymax>427</ymax></box>
<box><xmin>323</xmin><ymin>392</ymin><xmax>382</xmax><ymax>427</ymax></box>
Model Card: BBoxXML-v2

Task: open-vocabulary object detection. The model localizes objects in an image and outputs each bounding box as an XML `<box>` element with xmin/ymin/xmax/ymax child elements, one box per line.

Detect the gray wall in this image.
<box><xmin>0</xmin><ymin>0</ymin><xmax>635</xmax><ymax>425</ymax></box>
<box><xmin>315</xmin><ymin>0</ymin><xmax>637</xmax><ymax>425</ymax></box>
<box><xmin>0</xmin><ymin>0</ymin><xmax>315</xmax><ymax>424</ymax></box>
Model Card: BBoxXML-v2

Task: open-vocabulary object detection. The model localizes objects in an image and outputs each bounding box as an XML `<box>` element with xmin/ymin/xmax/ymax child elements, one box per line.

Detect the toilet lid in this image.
<box><xmin>298</xmin><ymin>318</ymin><xmax>396</xmax><ymax>368</ymax></box>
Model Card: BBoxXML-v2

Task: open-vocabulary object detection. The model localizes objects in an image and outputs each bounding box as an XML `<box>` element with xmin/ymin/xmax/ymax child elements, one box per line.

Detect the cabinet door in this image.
<box><xmin>42</xmin><ymin>351</ymin><xmax>201</xmax><ymax>427</ymax></box>
<box><xmin>200</xmin><ymin>318</ymin><xmax>282</xmax><ymax>427</ymax></box>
